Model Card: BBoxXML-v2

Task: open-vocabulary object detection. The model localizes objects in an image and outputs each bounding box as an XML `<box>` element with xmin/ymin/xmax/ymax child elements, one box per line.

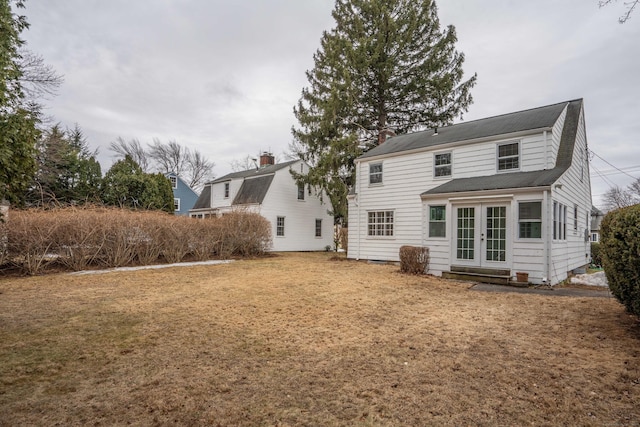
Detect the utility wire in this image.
<box><xmin>589</xmin><ymin>150</ymin><xmax>638</xmax><ymax>180</ymax></box>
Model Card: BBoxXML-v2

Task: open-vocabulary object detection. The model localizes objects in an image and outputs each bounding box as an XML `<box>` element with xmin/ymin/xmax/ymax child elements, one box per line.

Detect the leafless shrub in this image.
<box><xmin>52</xmin><ymin>207</ymin><xmax>105</xmax><ymax>271</ymax></box>
<box><xmin>7</xmin><ymin>210</ymin><xmax>59</xmax><ymax>275</ymax></box>
<box><xmin>97</xmin><ymin>209</ymin><xmax>137</xmax><ymax>268</ymax></box>
<box><xmin>399</xmin><ymin>246</ymin><xmax>430</xmax><ymax>275</ymax></box>
<box><xmin>338</xmin><ymin>227</ymin><xmax>348</xmax><ymax>252</ymax></box>
<box><xmin>131</xmin><ymin>213</ymin><xmax>164</xmax><ymax>265</ymax></box>
<box><xmin>187</xmin><ymin>219</ymin><xmax>221</xmax><ymax>261</ymax></box>
<box><xmin>214</xmin><ymin>211</ymin><xmax>272</xmax><ymax>257</ymax></box>
<box><xmin>159</xmin><ymin>216</ymin><xmax>191</xmax><ymax>263</ymax></box>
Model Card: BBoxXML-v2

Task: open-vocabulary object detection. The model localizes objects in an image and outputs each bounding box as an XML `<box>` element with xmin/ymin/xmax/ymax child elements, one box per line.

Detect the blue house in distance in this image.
<box><xmin>165</xmin><ymin>172</ymin><xmax>199</xmax><ymax>216</ymax></box>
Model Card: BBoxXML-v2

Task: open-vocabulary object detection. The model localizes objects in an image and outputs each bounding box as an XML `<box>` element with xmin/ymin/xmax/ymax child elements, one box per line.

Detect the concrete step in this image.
<box><xmin>442</xmin><ymin>271</ymin><xmax>513</xmax><ymax>286</ymax></box>
<box><xmin>450</xmin><ymin>265</ymin><xmax>511</xmax><ymax>276</ymax></box>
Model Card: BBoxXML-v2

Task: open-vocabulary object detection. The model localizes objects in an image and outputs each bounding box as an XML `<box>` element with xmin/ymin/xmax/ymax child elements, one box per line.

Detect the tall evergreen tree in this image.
<box><xmin>28</xmin><ymin>124</ymin><xmax>102</xmax><ymax>206</ymax></box>
<box><xmin>0</xmin><ymin>0</ymin><xmax>40</xmax><ymax>207</ymax></box>
<box><xmin>291</xmin><ymin>0</ymin><xmax>476</xmax><ymax>223</ymax></box>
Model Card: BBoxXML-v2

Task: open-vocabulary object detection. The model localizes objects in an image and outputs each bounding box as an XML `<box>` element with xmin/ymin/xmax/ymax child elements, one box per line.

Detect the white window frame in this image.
<box><xmin>496</xmin><ymin>140</ymin><xmax>520</xmax><ymax>172</ymax></box>
<box><xmin>174</xmin><ymin>198</ymin><xmax>180</xmax><ymax>212</ymax></box>
<box><xmin>369</xmin><ymin>162</ymin><xmax>383</xmax><ymax>185</ymax></box>
<box><xmin>367</xmin><ymin>210</ymin><xmax>394</xmax><ymax>237</ymax></box>
<box><xmin>428</xmin><ymin>205</ymin><xmax>446</xmax><ymax>238</ymax></box>
<box><xmin>224</xmin><ymin>182</ymin><xmax>230</xmax><ymax>198</ymax></box>
<box><xmin>276</xmin><ymin>216</ymin><xmax>285</xmax><ymax>237</ymax></box>
<box><xmin>433</xmin><ymin>152</ymin><xmax>452</xmax><ymax>178</ymax></box>
<box><xmin>170</xmin><ymin>176</ymin><xmax>178</xmax><ymax>189</ymax></box>
<box><xmin>315</xmin><ymin>219</ymin><xmax>322</xmax><ymax>238</ymax></box>
<box><xmin>518</xmin><ymin>201</ymin><xmax>542</xmax><ymax>239</ymax></box>
<box><xmin>297</xmin><ymin>183</ymin><xmax>305</xmax><ymax>201</ymax></box>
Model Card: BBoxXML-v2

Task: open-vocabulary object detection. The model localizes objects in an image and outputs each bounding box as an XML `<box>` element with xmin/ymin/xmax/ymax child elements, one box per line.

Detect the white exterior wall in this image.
<box><xmin>348</xmin><ymin>102</ymin><xmax>592</xmax><ymax>285</ymax></box>
<box><xmin>548</xmin><ymin>105</ymin><xmax>592</xmax><ymax>284</ymax></box>
<box><xmin>260</xmin><ymin>161</ymin><xmax>334</xmax><ymax>252</ymax></box>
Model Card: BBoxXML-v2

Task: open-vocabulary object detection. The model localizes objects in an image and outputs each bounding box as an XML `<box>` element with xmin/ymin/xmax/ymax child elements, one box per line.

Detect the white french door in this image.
<box><xmin>453</xmin><ymin>203</ymin><xmax>509</xmax><ymax>267</ymax></box>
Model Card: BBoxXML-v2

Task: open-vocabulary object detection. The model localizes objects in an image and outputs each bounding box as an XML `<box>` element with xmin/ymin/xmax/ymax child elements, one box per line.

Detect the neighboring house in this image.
<box><xmin>590</xmin><ymin>206</ymin><xmax>605</xmax><ymax>242</ymax></box>
<box><xmin>347</xmin><ymin>99</ymin><xmax>592</xmax><ymax>285</ymax></box>
<box><xmin>165</xmin><ymin>172</ymin><xmax>200</xmax><ymax>216</ymax></box>
<box><xmin>190</xmin><ymin>153</ymin><xmax>334</xmax><ymax>252</ymax></box>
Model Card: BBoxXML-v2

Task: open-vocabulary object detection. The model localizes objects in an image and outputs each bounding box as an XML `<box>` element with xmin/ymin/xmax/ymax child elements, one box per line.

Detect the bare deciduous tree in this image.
<box><xmin>603</xmin><ymin>184</ymin><xmax>639</xmax><ymax>211</ymax></box>
<box><xmin>599</xmin><ymin>0</ymin><xmax>639</xmax><ymax>23</ymax></box>
<box><xmin>148</xmin><ymin>139</ymin><xmax>188</xmax><ymax>177</ymax></box>
<box><xmin>185</xmin><ymin>150</ymin><xmax>215</xmax><ymax>190</ymax></box>
<box><xmin>109</xmin><ymin>137</ymin><xmax>150</xmax><ymax>172</ymax></box>
<box><xmin>229</xmin><ymin>154</ymin><xmax>258</xmax><ymax>172</ymax></box>
<box><xmin>17</xmin><ymin>49</ymin><xmax>64</xmax><ymax>101</ymax></box>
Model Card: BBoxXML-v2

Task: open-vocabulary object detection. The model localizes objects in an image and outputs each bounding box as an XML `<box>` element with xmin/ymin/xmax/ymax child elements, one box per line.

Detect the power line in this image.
<box><xmin>589</xmin><ymin>150</ymin><xmax>639</xmax><ymax>180</ymax></box>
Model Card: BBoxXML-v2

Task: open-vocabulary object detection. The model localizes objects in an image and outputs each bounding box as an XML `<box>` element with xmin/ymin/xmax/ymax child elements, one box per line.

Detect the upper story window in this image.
<box><xmin>369</xmin><ymin>163</ymin><xmax>383</xmax><ymax>185</ymax></box>
<box><xmin>434</xmin><ymin>152</ymin><xmax>452</xmax><ymax>178</ymax></box>
<box><xmin>170</xmin><ymin>176</ymin><xmax>177</xmax><ymax>189</ymax></box>
<box><xmin>297</xmin><ymin>183</ymin><xmax>305</xmax><ymax>200</ymax></box>
<box><xmin>518</xmin><ymin>201</ymin><xmax>542</xmax><ymax>238</ymax></box>
<box><xmin>224</xmin><ymin>182</ymin><xmax>230</xmax><ymax>198</ymax></box>
<box><xmin>497</xmin><ymin>141</ymin><xmax>519</xmax><ymax>171</ymax></box>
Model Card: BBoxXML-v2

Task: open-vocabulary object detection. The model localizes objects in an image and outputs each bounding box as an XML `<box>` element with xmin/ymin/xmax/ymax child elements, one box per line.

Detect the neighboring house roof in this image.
<box><xmin>359</xmin><ymin>100</ymin><xmax>576</xmax><ymax>160</ymax></box>
<box><xmin>232</xmin><ymin>175</ymin><xmax>274</xmax><ymax>205</ymax></box>
<box><xmin>421</xmin><ymin>99</ymin><xmax>582</xmax><ymax>196</ymax></box>
<box><xmin>209</xmin><ymin>160</ymin><xmax>298</xmax><ymax>184</ymax></box>
<box><xmin>191</xmin><ymin>185</ymin><xmax>211</xmax><ymax>210</ymax></box>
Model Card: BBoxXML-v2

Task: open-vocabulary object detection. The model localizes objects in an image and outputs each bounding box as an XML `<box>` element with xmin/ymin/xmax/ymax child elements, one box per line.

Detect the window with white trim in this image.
<box><xmin>224</xmin><ymin>182</ymin><xmax>230</xmax><ymax>198</ymax></box>
<box><xmin>367</xmin><ymin>210</ymin><xmax>394</xmax><ymax>236</ymax></box>
<box><xmin>276</xmin><ymin>216</ymin><xmax>285</xmax><ymax>237</ymax></box>
<box><xmin>170</xmin><ymin>176</ymin><xmax>177</xmax><ymax>189</ymax></box>
<box><xmin>518</xmin><ymin>201</ymin><xmax>542</xmax><ymax>238</ymax></box>
<box><xmin>297</xmin><ymin>183</ymin><xmax>305</xmax><ymax>200</ymax></box>
<box><xmin>428</xmin><ymin>205</ymin><xmax>446</xmax><ymax>237</ymax></box>
<box><xmin>315</xmin><ymin>219</ymin><xmax>322</xmax><ymax>237</ymax></box>
<box><xmin>553</xmin><ymin>202</ymin><xmax>567</xmax><ymax>240</ymax></box>
<box><xmin>497</xmin><ymin>141</ymin><xmax>519</xmax><ymax>171</ymax></box>
<box><xmin>369</xmin><ymin>163</ymin><xmax>383</xmax><ymax>184</ymax></box>
<box><xmin>434</xmin><ymin>152</ymin><xmax>452</xmax><ymax>177</ymax></box>
<box><xmin>574</xmin><ymin>205</ymin><xmax>578</xmax><ymax>232</ymax></box>
<box><xmin>174</xmin><ymin>198</ymin><xmax>180</xmax><ymax>212</ymax></box>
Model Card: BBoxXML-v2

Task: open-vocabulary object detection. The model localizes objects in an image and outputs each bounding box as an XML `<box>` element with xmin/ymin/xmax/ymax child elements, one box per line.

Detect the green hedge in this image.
<box><xmin>600</xmin><ymin>204</ymin><xmax>640</xmax><ymax>316</ymax></box>
<box><xmin>590</xmin><ymin>242</ymin><xmax>602</xmax><ymax>267</ymax></box>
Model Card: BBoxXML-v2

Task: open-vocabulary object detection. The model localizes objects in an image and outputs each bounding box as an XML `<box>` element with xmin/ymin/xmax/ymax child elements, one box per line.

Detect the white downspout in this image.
<box><xmin>356</xmin><ymin>161</ymin><xmax>361</xmax><ymax>260</ymax></box>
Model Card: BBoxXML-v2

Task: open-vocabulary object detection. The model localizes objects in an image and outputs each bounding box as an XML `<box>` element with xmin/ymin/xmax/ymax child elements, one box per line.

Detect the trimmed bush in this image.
<box><xmin>600</xmin><ymin>204</ymin><xmax>640</xmax><ymax>316</ymax></box>
<box><xmin>4</xmin><ymin>207</ymin><xmax>273</xmax><ymax>275</ymax></box>
<box><xmin>590</xmin><ymin>242</ymin><xmax>602</xmax><ymax>267</ymax></box>
<box><xmin>399</xmin><ymin>245</ymin><xmax>429</xmax><ymax>275</ymax></box>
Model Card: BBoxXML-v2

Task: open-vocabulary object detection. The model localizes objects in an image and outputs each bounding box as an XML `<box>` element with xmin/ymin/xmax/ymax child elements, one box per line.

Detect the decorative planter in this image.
<box><xmin>515</xmin><ymin>272</ymin><xmax>529</xmax><ymax>283</ymax></box>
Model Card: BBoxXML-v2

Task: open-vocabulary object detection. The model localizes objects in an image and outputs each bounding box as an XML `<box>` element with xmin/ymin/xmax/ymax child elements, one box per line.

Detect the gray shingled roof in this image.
<box><xmin>421</xmin><ymin>99</ymin><xmax>583</xmax><ymax>196</ymax></box>
<box><xmin>359</xmin><ymin>100</ymin><xmax>575</xmax><ymax>160</ymax></box>
<box><xmin>191</xmin><ymin>185</ymin><xmax>211</xmax><ymax>210</ymax></box>
<box><xmin>232</xmin><ymin>175</ymin><xmax>274</xmax><ymax>205</ymax></box>
<box><xmin>210</xmin><ymin>160</ymin><xmax>298</xmax><ymax>184</ymax></box>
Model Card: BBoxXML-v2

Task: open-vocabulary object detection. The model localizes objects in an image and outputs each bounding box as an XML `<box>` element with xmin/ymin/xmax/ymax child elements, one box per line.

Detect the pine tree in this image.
<box><xmin>0</xmin><ymin>0</ymin><xmax>40</xmax><ymax>207</ymax></box>
<box><xmin>291</xmin><ymin>0</ymin><xmax>476</xmax><ymax>223</ymax></box>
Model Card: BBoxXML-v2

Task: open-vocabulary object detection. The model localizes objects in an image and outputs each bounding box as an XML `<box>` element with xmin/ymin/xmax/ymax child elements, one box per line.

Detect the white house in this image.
<box><xmin>347</xmin><ymin>99</ymin><xmax>592</xmax><ymax>285</ymax></box>
<box><xmin>190</xmin><ymin>153</ymin><xmax>335</xmax><ymax>252</ymax></box>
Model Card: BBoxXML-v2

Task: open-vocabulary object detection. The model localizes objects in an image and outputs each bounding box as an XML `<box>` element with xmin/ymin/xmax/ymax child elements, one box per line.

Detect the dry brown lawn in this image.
<box><xmin>0</xmin><ymin>252</ymin><xmax>638</xmax><ymax>426</ymax></box>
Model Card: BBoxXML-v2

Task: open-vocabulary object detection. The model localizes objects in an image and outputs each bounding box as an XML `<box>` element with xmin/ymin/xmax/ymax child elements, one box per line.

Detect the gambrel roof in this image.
<box><xmin>209</xmin><ymin>160</ymin><xmax>297</xmax><ymax>184</ymax></box>
<box><xmin>421</xmin><ymin>99</ymin><xmax>582</xmax><ymax>196</ymax></box>
<box><xmin>359</xmin><ymin>99</ymin><xmax>578</xmax><ymax>160</ymax></box>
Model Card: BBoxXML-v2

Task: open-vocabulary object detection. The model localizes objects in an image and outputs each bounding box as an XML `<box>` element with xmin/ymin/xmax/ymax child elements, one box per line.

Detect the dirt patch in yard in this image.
<box><xmin>0</xmin><ymin>252</ymin><xmax>638</xmax><ymax>426</ymax></box>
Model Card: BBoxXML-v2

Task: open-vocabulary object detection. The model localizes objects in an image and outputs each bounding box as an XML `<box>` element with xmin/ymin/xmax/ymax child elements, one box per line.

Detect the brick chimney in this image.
<box><xmin>259</xmin><ymin>152</ymin><xmax>275</xmax><ymax>168</ymax></box>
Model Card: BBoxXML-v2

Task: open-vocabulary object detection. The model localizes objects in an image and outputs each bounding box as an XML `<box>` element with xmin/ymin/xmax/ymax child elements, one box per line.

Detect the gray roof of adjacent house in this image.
<box><xmin>191</xmin><ymin>185</ymin><xmax>211</xmax><ymax>210</ymax></box>
<box><xmin>360</xmin><ymin>100</ymin><xmax>576</xmax><ymax>160</ymax></box>
<box><xmin>209</xmin><ymin>160</ymin><xmax>298</xmax><ymax>184</ymax></box>
<box><xmin>232</xmin><ymin>175</ymin><xmax>275</xmax><ymax>205</ymax></box>
<box><xmin>420</xmin><ymin>99</ymin><xmax>583</xmax><ymax>196</ymax></box>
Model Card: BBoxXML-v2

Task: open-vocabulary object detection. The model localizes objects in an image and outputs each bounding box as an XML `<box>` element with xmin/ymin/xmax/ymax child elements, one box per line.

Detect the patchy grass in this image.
<box><xmin>0</xmin><ymin>252</ymin><xmax>638</xmax><ymax>426</ymax></box>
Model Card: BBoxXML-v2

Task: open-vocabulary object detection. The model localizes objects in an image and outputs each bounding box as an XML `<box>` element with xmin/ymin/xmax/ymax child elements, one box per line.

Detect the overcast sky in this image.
<box><xmin>21</xmin><ymin>0</ymin><xmax>640</xmax><ymax>209</ymax></box>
